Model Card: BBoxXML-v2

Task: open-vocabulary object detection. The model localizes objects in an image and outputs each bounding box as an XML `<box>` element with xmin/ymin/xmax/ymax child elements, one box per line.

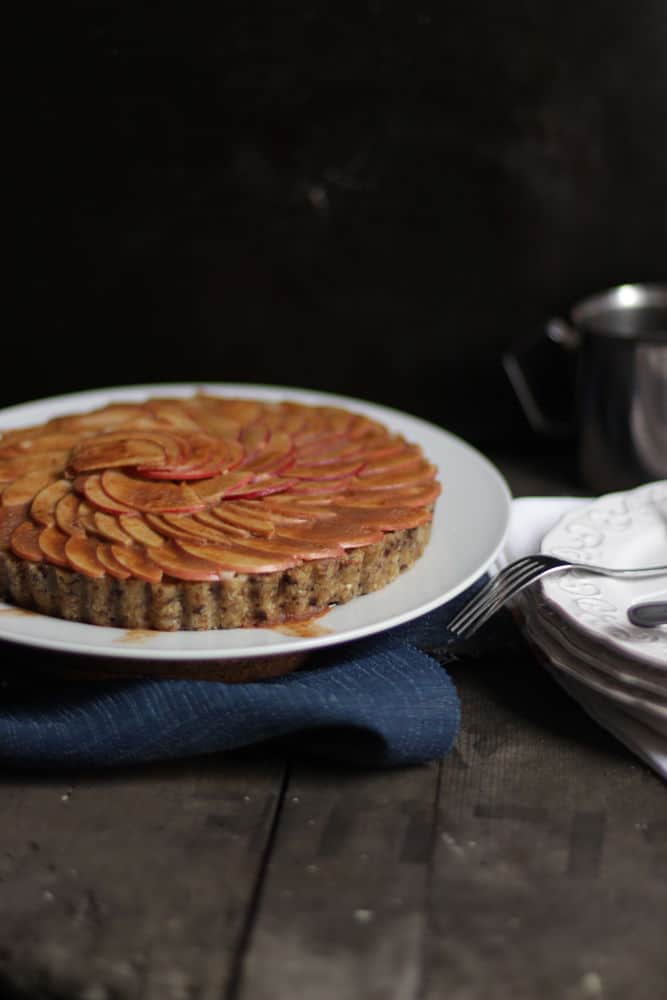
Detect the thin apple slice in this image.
<box><xmin>209</xmin><ymin>503</ymin><xmax>276</xmax><ymax>536</ymax></box>
<box><xmin>96</xmin><ymin>544</ymin><xmax>131</xmax><ymax>579</ymax></box>
<box><xmin>348</xmin><ymin>461</ymin><xmax>437</xmax><ymax>492</ymax></box>
<box><xmin>1</xmin><ymin>472</ymin><xmax>56</xmax><ymax>507</ymax></box>
<box><xmin>257</xmin><ymin>498</ymin><xmax>336</xmax><ymax>521</ymax></box>
<box><xmin>68</xmin><ymin>437</ymin><xmax>167</xmax><ymax>473</ymax></box>
<box><xmin>295</xmin><ymin>436</ymin><xmax>362</xmax><ymax>464</ymax></box>
<box><xmin>14</xmin><ymin>431</ymin><xmax>81</xmax><ymax>454</ymax></box>
<box><xmin>242</xmin><ymin>432</ymin><xmax>294</xmax><ymax>477</ymax></box>
<box><xmin>119</xmin><ymin>515</ymin><xmax>165</xmax><ymax>548</ymax></box>
<box><xmin>160</xmin><ymin>513</ymin><xmax>244</xmax><ymax>545</ymax></box>
<box><xmin>54</xmin><ymin>403</ymin><xmax>147</xmax><ymax>432</ymax></box>
<box><xmin>288</xmin><ymin>478</ymin><xmax>350</xmax><ymax>496</ymax></box>
<box><xmin>9</xmin><ymin>522</ymin><xmax>43</xmax><ymax>561</ymax></box>
<box><xmin>193</xmin><ymin>510</ymin><xmax>251</xmax><ymax>537</ymax></box>
<box><xmin>31</xmin><ymin>480</ymin><xmax>72</xmax><ymax>527</ymax></box>
<box><xmin>339</xmin><ymin>481</ymin><xmax>441</xmax><ymax>509</ymax></box>
<box><xmin>38</xmin><ymin>526</ymin><xmax>70</xmax><ymax>567</ymax></box>
<box><xmin>240</xmin><ymin>422</ymin><xmax>270</xmax><ymax>456</ymax></box>
<box><xmin>175</xmin><ymin>539</ymin><xmax>300</xmax><ymax>574</ymax></box>
<box><xmin>93</xmin><ymin>511</ymin><xmax>134</xmax><ymax>544</ymax></box>
<box><xmin>82</xmin><ymin>474</ymin><xmax>139</xmax><ymax>515</ymax></box>
<box><xmin>144</xmin><ymin>400</ymin><xmax>202</xmax><ymax>430</ymax></box>
<box><xmin>357</xmin><ymin>446</ymin><xmax>423</xmax><ymax>478</ymax></box>
<box><xmin>326</xmin><ymin>504</ymin><xmax>432</xmax><ymax>531</ymax></box>
<box><xmin>101</xmin><ymin>470</ymin><xmax>206</xmax><ymax>514</ymax></box>
<box><xmin>290</xmin><ymin>459</ymin><xmax>365</xmax><ymax>480</ymax></box>
<box><xmin>147</xmin><ymin>542</ymin><xmax>220</xmax><ymax>581</ymax></box>
<box><xmin>0</xmin><ymin>452</ymin><xmax>68</xmax><ymax>479</ymax></box>
<box><xmin>222</xmin><ymin>476</ymin><xmax>296</xmax><ymax>500</ymax></box>
<box><xmin>232</xmin><ymin>533</ymin><xmax>344</xmax><ymax>561</ymax></box>
<box><xmin>277</xmin><ymin>519</ymin><xmax>384</xmax><ymax>550</ymax></box>
<box><xmin>191</xmin><ymin>470</ymin><xmax>253</xmax><ymax>502</ymax></box>
<box><xmin>54</xmin><ymin>493</ymin><xmax>86</xmax><ymax>536</ymax></box>
<box><xmin>65</xmin><ymin>535</ymin><xmax>107</xmax><ymax>579</ymax></box>
<box><xmin>77</xmin><ymin>501</ymin><xmax>99</xmax><ymax>535</ymax></box>
<box><xmin>110</xmin><ymin>545</ymin><xmax>164</xmax><ymax>583</ymax></box>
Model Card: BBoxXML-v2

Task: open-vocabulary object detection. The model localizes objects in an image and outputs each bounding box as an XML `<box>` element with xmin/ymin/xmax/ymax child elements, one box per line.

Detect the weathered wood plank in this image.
<box><xmin>421</xmin><ymin>652</ymin><xmax>667</xmax><ymax>1000</ymax></box>
<box><xmin>0</xmin><ymin>752</ymin><xmax>285</xmax><ymax>1000</ymax></box>
<box><xmin>233</xmin><ymin>760</ymin><xmax>441</xmax><ymax>1000</ymax></box>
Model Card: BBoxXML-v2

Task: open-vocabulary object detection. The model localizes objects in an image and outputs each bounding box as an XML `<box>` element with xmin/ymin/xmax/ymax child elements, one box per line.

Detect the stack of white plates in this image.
<box><xmin>518</xmin><ymin>482</ymin><xmax>667</xmax><ymax>779</ymax></box>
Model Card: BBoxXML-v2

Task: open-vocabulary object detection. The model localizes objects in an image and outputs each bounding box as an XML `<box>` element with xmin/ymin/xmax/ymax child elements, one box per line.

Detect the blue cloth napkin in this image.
<box><xmin>0</xmin><ymin>586</ymin><xmax>482</xmax><ymax>770</ymax></box>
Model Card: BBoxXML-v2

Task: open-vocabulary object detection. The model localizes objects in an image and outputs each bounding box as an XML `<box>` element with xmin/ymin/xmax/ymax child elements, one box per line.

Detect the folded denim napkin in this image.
<box><xmin>0</xmin><ymin>585</ymin><xmax>484</xmax><ymax>770</ymax></box>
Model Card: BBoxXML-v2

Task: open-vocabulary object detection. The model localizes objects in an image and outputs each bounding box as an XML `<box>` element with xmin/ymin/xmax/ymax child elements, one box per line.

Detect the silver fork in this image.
<box><xmin>447</xmin><ymin>554</ymin><xmax>667</xmax><ymax>641</ymax></box>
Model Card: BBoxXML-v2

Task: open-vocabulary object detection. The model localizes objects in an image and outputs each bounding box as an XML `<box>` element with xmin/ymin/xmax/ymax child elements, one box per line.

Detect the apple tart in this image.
<box><xmin>0</xmin><ymin>395</ymin><xmax>440</xmax><ymax>631</ymax></box>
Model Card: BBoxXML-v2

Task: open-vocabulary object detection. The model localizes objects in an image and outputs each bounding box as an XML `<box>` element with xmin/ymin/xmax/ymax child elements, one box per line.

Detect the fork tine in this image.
<box><xmin>447</xmin><ymin>558</ymin><xmax>539</xmax><ymax>632</ymax></box>
<box><xmin>448</xmin><ymin>558</ymin><xmax>546</xmax><ymax>637</ymax></box>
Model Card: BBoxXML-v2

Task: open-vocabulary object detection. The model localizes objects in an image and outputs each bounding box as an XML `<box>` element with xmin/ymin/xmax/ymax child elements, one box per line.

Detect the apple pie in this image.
<box><xmin>0</xmin><ymin>395</ymin><xmax>440</xmax><ymax>631</ymax></box>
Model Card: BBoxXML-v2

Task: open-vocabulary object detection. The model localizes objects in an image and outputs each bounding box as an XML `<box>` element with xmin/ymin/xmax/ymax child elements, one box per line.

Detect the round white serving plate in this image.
<box><xmin>0</xmin><ymin>383</ymin><xmax>512</xmax><ymax>661</ymax></box>
<box><xmin>540</xmin><ymin>481</ymin><xmax>667</xmax><ymax>670</ymax></box>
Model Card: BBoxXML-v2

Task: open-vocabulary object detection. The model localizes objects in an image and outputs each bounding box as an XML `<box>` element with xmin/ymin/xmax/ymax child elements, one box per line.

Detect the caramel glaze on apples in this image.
<box><xmin>0</xmin><ymin>395</ymin><xmax>440</xmax><ymax>628</ymax></box>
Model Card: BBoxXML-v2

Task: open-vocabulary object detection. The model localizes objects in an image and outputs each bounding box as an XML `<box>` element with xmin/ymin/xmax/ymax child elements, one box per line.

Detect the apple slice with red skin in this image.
<box><xmin>257</xmin><ymin>498</ymin><xmax>337</xmax><ymax>521</ymax></box>
<box><xmin>31</xmin><ymin>480</ymin><xmax>73</xmax><ymax>527</ymax></box>
<box><xmin>193</xmin><ymin>511</ymin><xmax>251</xmax><ymax>538</ymax></box>
<box><xmin>82</xmin><ymin>474</ymin><xmax>139</xmax><ymax>516</ymax></box>
<box><xmin>357</xmin><ymin>446</ymin><xmax>423</xmax><ymax>478</ymax></box>
<box><xmin>239</xmin><ymin>422</ymin><xmax>270</xmax><ymax>457</ymax></box>
<box><xmin>231</xmin><ymin>533</ymin><xmax>344</xmax><ymax>561</ymax></box>
<box><xmin>241</xmin><ymin>432</ymin><xmax>295</xmax><ymax>477</ymax></box>
<box><xmin>159</xmin><ymin>513</ymin><xmax>247</xmax><ymax>545</ymax></box>
<box><xmin>288</xmin><ymin>478</ymin><xmax>350</xmax><ymax>496</ymax></box>
<box><xmin>191</xmin><ymin>469</ymin><xmax>254</xmax><ymax>502</ymax></box>
<box><xmin>10</xmin><ymin>522</ymin><xmax>44</xmax><ymax>561</ymax></box>
<box><xmin>138</xmin><ymin>435</ymin><xmax>243</xmax><ymax>480</ymax></box>
<box><xmin>276</xmin><ymin>519</ymin><xmax>383</xmax><ymax>550</ymax></box>
<box><xmin>325</xmin><ymin>504</ymin><xmax>432</xmax><ymax>531</ymax></box>
<box><xmin>110</xmin><ymin>545</ymin><xmax>164</xmax><ymax>584</ymax></box>
<box><xmin>1</xmin><ymin>472</ymin><xmax>56</xmax><ymax>507</ymax></box>
<box><xmin>209</xmin><ymin>503</ymin><xmax>276</xmax><ymax>536</ymax></box>
<box><xmin>290</xmin><ymin>459</ymin><xmax>365</xmax><ymax>480</ymax></box>
<box><xmin>221</xmin><ymin>476</ymin><xmax>297</xmax><ymax>500</ymax></box>
<box><xmin>38</xmin><ymin>526</ymin><xmax>70</xmax><ymax>567</ymax></box>
<box><xmin>96</xmin><ymin>544</ymin><xmax>131</xmax><ymax>579</ymax></box>
<box><xmin>147</xmin><ymin>542</ymin><xmax>221</xmax><ymax>581</ymax></box>
<box><xmin>174</xmin><ymin>539</ymin><xmax>300</xmax><ymax>575</ymax></box>
<box><xmin>338</xmin><ymin>481</ymin><xmax>441</xmax><ymax>509</ymax></box>
<box><xmin>348</xmin><ymin>461</ymin><xmax>437</xmax><ymax>492</ymax></box>
<box><xmin>101</xmin><ymin>470</ymin><xmax>206</xmax><ymax>514</ymax></box>
<box><xmin>68</xmin><ymin>437</ymin><xmax>167</xmax><ymax>474</ymax></box>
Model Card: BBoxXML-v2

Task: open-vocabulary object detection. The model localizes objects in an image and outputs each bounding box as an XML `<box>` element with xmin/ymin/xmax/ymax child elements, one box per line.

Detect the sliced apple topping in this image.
<box><xmin>101</xmin><ymin>470</ymin><xmax>206</xmax><ymax>514</ymax></box>
<box><xmin>54</xmin><ymin>493</ymin><xmax>86</xmax><ymax>536</ymax></box>
<box><xmin>147</xmin><ymin>542</ymin><xmax>220</xmax><ymax>581</ymax></box>
<box><xmin>110</xmin><ymin>545</ymin><xmax>164</xmax><ymax>584</ymax></box>
<box><xmin>174</xmin><ymin>539</ymin><xmax>300</xmax><ymax>574</ymax></box>
<box><xmin>10</xmin><ymin>522</ymin><xmax>46</xmax><ymax>562</ymax></box>
<box><xmin>1</xmin><ymin>472</ymin><xmax>56</xmax><ymax>507</ymax></box>
<box><xmin>31</xmin><ymin>480</ymin><xmax>73</xmax><ymax>527</ymax></box>
<box><xmin>96</xmin><ymin>544</ymin><xmax>131</xmax><ymax>579</ymax></box>
<box><xmin>1</xmin><ymin>395</ymin><xmax>440</xmax><ymax>589</ymax></box>
<box><xmin>38</xmin><ymin>526</ymin><xmax>70</xmax><ymax>567</ymax></box>
<box><xmin>118</xmin><ymin>515</ymin><xmax>165</xmax><ymax>548</ymax></box>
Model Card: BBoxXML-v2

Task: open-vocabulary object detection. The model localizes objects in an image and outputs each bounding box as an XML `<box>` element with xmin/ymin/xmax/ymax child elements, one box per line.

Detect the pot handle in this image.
<box><xmin>502</xmin><ymin>318</ymin><xmax>581</xmax><ymax>437</ymax></box>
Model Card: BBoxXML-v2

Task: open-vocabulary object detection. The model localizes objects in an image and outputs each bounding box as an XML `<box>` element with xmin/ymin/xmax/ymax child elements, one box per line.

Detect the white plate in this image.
<box><xmin>540</xmin><ymin>482</ymin><xmax>667</xmax><ymax>669</ymax></box>
<box><xmin>0</xmin><ymin>383</ymin><xmax>512</xmax><ymax>661</ymax></box>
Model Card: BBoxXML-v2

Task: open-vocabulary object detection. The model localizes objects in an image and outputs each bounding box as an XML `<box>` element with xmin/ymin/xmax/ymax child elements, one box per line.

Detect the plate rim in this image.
<box><xmin>0</xmin><ymin>382</ymin><xmax>512</xmax><ymax>661</ymax></box>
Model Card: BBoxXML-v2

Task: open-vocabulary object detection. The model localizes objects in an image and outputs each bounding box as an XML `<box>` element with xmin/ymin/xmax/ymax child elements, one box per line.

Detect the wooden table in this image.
<box><xmin>2</xmin><ymin>456</ymin><xmax>665</xmax><ymax>1000</ymax></box>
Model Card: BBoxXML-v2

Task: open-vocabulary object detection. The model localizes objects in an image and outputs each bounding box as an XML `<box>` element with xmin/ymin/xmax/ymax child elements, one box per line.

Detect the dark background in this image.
<box><xmin>20</xmin><ymin>1</ymin><xmax>667</xmax><ymax>450</ymax></box>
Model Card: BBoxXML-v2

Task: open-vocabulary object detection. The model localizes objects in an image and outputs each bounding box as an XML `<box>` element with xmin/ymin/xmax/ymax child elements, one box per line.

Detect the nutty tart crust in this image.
<box><xmin>0</xmin><ymin>396</ymin><xmax>440</xmax><ymax>631</ymax></box>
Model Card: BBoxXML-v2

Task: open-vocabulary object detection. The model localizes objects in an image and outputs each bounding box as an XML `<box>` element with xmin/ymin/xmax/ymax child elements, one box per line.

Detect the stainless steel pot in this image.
<box><xmin>505</xmin><ymin>282</ymin><xmax>667</xmax><ymax>493</ymax></box>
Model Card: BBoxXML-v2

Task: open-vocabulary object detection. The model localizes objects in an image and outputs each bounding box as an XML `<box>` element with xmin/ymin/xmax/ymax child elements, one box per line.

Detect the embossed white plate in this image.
<box><xmin>0</xmin><ymin>383</ymin><xmax>512</xmax><ymax>661</ymax></box>
<box><xmin>540</xmin><ymin>482</ymin><xmax>667</xmax><ymax>669</ymax></box>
